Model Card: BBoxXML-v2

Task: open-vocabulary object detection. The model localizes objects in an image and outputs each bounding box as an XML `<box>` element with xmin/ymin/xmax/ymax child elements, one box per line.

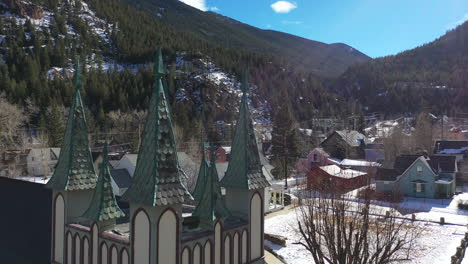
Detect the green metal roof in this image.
<box><xmin>82</xmin><ymin>144</ymin><xmax>125</xmax><ymax>221</ymax></box>
<box><xmin>193</xmin><ymin>147</ymin><xmax>230</xmax><ymax>222</ymax></box>
<box><xmin>192</xmin><ymin>140</ymin><xmax>209</xmax><ymax>201</ymax></box>
<box><xmin>220</xmin><ymin>71</ymin><xmax>270</xmax><ymax>190</ymax></box>
<box><xmin>121</xmin><ymin>49</ymin><xmax>191</xmax><ymax>206</ymax></box>
<box><xmin>46</xmin><ymin>63</ymin><xmax>98</xmax><ymax>191</ymax></box>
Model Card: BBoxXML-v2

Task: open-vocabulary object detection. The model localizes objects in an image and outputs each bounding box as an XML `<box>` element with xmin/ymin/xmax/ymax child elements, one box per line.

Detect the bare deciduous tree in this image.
<box><xmin>0</xmin><ymin>95</ymin><xmax>29</xmax><ymax>150</ymax></box>
<box><xmin>296</xmin><ymin>189</ymin><xmax>423</xmax><ymax>264</ymax></box>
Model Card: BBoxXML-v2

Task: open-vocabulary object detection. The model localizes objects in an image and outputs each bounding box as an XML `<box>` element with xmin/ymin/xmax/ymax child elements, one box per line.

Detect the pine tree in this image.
<box><xmin>47</xmin><ymin>102</ymin><xmax>65</xmax><ymax>147</ymax></box>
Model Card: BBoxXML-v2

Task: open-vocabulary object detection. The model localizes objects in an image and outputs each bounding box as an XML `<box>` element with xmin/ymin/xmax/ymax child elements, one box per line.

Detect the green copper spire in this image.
<box><xmin>192</xmin><ymin>136</ymin><xmax>209</xmax><ymax>201</ymax></box>
<box><xmin>220</xmin><ymin>70</ymin><xmax>270</xmax><ymax>190</ymax></box>
<box><xmin>82</xmin><ymin>144</ymin><xmax>125</xmax><ymax>221</ymax></box>
<box><xmin>74</xmin><ymin>61</ymin><xmax>82</xmax><ymax>90</ymax></box>
<box><xmin>122</xmin><ymin>49</ymin><xmax>191</xmax><ymax>206</ymax></box>
<box><xmin>46</xmin><ymin>64</ymin><xmax>98</xmax><ymax>191</ymax></box>
<box><xmin>193</xmin><ymin>146</ymin><xmax>230</xmax><ymax>222</ymax></box>
<box><xmin>154</xmin><ymin>48</ymin><xmax>165</xmax><ymax>79</ymax></box>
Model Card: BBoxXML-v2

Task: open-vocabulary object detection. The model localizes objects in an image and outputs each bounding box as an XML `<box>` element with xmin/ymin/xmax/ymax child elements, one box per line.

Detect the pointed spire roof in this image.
<box><xmin>82</xmin><ymin>144</ymin><xmax>125</xmax><ymax>221</ymax></box>
<box><xmin>46</xmin><ymin>63</ymin><xmax>98</xmax><ymax>191</ymax></box>
<box><xmin>192</xmin><ymin>136</ymin><xmax>209</xmax><ymax>201</ymax></box>
<box><xmin>121</xmin><ymin>49</ymin><xmax>191</xmax><ymax>206</ymax></box>
<box><xmin>220</xmin><ymin>70</ymin><xmax>270</xmax><ymax>190</ymax></box>
<box><xmin>193</xmin><ymin>146</ymin><xmax>230</xmax><ymax>222</ymax></box>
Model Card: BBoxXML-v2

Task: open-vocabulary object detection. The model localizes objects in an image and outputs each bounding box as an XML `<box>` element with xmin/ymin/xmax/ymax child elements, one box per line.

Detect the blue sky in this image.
<box><xmin>180</xmin><ymin>0</ymin><xmax>468</xmax><ymax>58</ymax></box>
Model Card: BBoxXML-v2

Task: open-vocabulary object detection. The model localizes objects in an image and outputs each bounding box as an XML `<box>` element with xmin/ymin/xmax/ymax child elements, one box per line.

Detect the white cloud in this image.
<box><xmin>266</xmin><ymin>24</ymin><xmax>272</xmax><ymax>28</ymax></box>
<box><xmin>447</xmin><ymin>13</ymin><xmax>468</xmax><ymax>29</ymax></box>
<box><xmin>271</xmin><ymin>1</ymin><xmax>297</xmax><ymax>13</ymax></box>
<box><xmin>180</xmin><ymin>0</ymin><xmax>208</xmax><ymax>11</ymax></box>
<box><xmin>281</xmin><ymin>20</ymin><xmax>303</xmax><ymax>25</ymax></box>
<box><xmin>210</xmin><ymin>6</ymin><xmax>220</xmax><ymax>11</ymax></box>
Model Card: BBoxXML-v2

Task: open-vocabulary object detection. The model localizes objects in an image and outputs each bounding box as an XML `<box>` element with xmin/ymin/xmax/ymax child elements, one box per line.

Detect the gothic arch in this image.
<box><xmin>110</xmin><ymin>245</ymin><xmax>118</xmax><ymax>264</ymax></box>
<box><xmin>53</xmin><ymin>193</ymin><xmax>65</xmax><ymax>263</ymax></box>
<box><xmin>241</xmin><ymin>230</ymin><xmax>248</xmax><ymax>264</ymax></box>
<box><xmin>100</xmin><ymin>242</ymin><xmax>109</xmax><ymax>264</ymax></box>
<box><xmin>74</xmin><ymin>233</ymin><xmax>81</xmax><ymax>264</ymax></box>
<box><xmin>204</xmin><ymin>240</ymin><xmax>212</xmax><ymax>264</ymax></box>
<box><xmin>250</xmin><ymin>192</ymin><xmax>263</xmax><ymax>261</ymax></box>
<box><xmin>83</xmin><ymin>236</ymin><xmax>90</xmax><ymax>264</ymax></box>
<box><xmin>214</xmin><ymin>221</ymin><xmax>222</xmax><ymax>264</ymax></box>
<box><xmin>157</xmin><ymin>208</ymin><xmax>179</xmax><ymax>264</ymax></box>
<box><xmin>193</xmin><ymin>243</ymin><xmax>202</xmax><ymax>264</ymax></box>
<box><xmin>224</xmin><ymin>234</ymin><xmax>231</xmax><ymax>264</ymax></box>
<box><xmin>91</xmin><ymin>224</ymin><xmax>99</xmax><ymax>264</ymax></box>
<box><xmin>132</xmin><ymin>208</ymin><xmax>150</xmax><ymax>264</ymax></box>
<box><xmin>233</xmin><ymin>232</ymin><xmax>239</xmax><ymax>264</ymax></box>
<box><xmin>120</xmin><ymin>248</ymin><xmax>129</xmax><ymax>264</ymax></box>
<box><xmin>66</xmin><ymin>231</ymin><xmax>72</xmax><ymax>264</ymax></box>
<box><xmin>182</xmin><ymin>246</ymin><xmax>191</xmax><ymax>264</ymax></box>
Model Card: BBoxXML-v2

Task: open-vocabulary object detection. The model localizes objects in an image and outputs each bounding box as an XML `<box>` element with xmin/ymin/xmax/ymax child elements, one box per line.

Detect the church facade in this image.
<box><xmin>48</xmin><ymin>49</ymin><xmax>270</xmax><ymax>264</ymax></box>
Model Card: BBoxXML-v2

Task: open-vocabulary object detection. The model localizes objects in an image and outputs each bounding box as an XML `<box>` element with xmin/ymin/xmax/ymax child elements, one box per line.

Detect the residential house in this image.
<box><xmin>205</xmin><ymin>146</ymin><xmax>231</xmax><ymax>163</ymax></box>
<box><xmin>320</xmin><ymin>130</ymin><xmax>369</xmax><ymax>159</ymax></box>
<box><xmin>434</xmin><ymin>140</ymin><xmax>468</xmax><ymax>184</ymax></box>
<box><xmin>375</xmin><ymin>155</ymin><xmax>457</xmax><ymax>198</ymax></box>
<box><xmin>307</xmin><ymin>165</ymin><xmax>369</xmax><ymax>193</ymax></box>
<box><xmin>296</xmin><ymin>147</ymin><xmax>333</xmax><ymax>174</ymax></box>
<box><xmin>26</xmin><ymin>148</ymin><xmax>60</xmax><ymax>176</ymax></box>
<box><xmin>109</xmin><ymin>168</ymin><xmax>132</xmax><ymax>196</ymax></box>
<box><xmin>339</xmin><ymin>159</ymin><xmax>381</xmax><ymax>177</ymax></box>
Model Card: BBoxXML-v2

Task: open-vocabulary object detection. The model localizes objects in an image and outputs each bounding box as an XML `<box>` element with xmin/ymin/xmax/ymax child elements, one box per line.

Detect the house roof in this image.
<box><xmin>434</xmin><ymin>141</ymin><xmax>468</xmax><ymax>154</ymax></box>
<box><xmin>394</xmin><ymin>155</ymin><xmax>420</xmax><ymax>174</ymax></box>
<box><xmin>375</xmin><ymin>168</ymin><xmax>399</xmax><ymax>181</ymax></box>
<box><xmin>427</xmin><ymin>155</ymin><xmax>457</xmax><ymax>173</ymax></box>
<box><xmin>340</xmin><ymin>159</ymin><xmax>380</xmax><ymax>167</ymax></box>
<box><xmin>110</xmin><ymin>169</ymin><xmax>132</xmax><ymax>189</ymax></box>
<box><xmin>323</xmin><ymin>130</ymin><xmax>369</xmax><ymax>147</ymax></box>
<box><xmin>121</xmin><ymin>49</ymin><xmax>191</xmax><ymax>207</ymax></box>
<box><xmin>46</xmin><ymin>63</ymin><xmax>98</xmax><ymax>191</ymax></box>
<box><xmin>319</xmin><ymin>165</ymin><xmax>367</xmax><ymax>179</ymax></box>
<box><xmin>220</xmin><ymin>71</ymin><xmax>270</xmax><ymax>190</ymax></box>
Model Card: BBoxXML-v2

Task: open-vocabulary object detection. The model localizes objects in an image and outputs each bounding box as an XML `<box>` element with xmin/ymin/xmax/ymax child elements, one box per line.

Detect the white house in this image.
<box><xmin>26</xmin><ymin>148</ymin><xmax>60</xmax><ymax>176</ymax></box>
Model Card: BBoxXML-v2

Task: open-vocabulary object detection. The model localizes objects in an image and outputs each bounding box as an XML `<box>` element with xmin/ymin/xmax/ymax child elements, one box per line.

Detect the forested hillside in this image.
<box><xmin>334</xmin><ymin>21</ymin><xmax>468</xmax><ymax>116</ymax></box>
<box><xmin>0</xmin><ymin>0</ymin><xmax>365</xmax><ymax>148</ymax></box>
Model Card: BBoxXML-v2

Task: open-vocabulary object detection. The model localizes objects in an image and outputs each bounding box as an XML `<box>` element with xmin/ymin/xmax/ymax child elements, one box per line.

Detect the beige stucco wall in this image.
<box><xmin>158</xmin><ymin>210</ymin><xmax>177</xmax><ymax>264</ymax></box>
<box><xmin>134</xmin><ymin>210</ymin><xmax>150</xmax><ymax>264</ymax></box>
<box><xmin>250</xmin><ymin>193</ymin><xmax>262</xmax><ymax>260</ymax></box>
<box><xmin>54</xmin><ymin>194</ymin><xmax>65</xmax><ymax>263</ymax></box>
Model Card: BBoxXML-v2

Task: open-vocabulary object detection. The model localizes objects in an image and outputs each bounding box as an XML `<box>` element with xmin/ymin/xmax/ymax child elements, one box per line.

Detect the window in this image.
<box><xmin>414</xmin><ymin>183</ymin><xmax>425</xmax><ymax>193</ymax></box>
<box><xmin>313</xmin><ymin>154</ymin><xmax>318</xmax><ymax>161</ymax></box>
<box><xmin>417</xmin><ymin>166</ymin><xmax>422</xmax><ymax>172</ymax></box>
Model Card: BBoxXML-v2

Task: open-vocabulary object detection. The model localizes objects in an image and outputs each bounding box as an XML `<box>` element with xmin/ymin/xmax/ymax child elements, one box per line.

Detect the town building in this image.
<box><xmin>47</xmin><ymin>51</ymin><xmax>269</xmax><ymax>264</ymax></box>
<box><xmin>375</xmin><ymin>154</ymin><xmax>457</xmax><ymax>198</ymax></box>
<box><xmin>26</xmin><ymin>147</ymin><xmax>60</xmax><ymax>176</ymax></box>
<box><xmin>320</xmin><ymin>130</ymin><xmax>369</xmax><ymax>159</ymax></box>
<box><xmin>307</xmin><ymin>165</ymin><xmax>369</xmax><ymax>193</ymax></box>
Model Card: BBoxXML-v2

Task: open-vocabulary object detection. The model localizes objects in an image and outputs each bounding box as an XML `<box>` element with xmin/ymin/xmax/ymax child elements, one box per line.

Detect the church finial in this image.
<box><xmin>241</xmin><ymin>67</ymin><xmax>250</xmax><ymax>97</ymax></box>
<box><xmin>74</xmin><ymin>62</ymin><xmax>82</xmax><ymax>91</ymax></box>
<box><xmin>154</xmin><ymin>48</ymin><xmax>165</xmax><ymax>79</ymax></box>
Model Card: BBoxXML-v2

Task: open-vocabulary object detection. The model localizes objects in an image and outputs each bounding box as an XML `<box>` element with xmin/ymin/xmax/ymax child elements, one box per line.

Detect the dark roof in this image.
<box><xmin>434</xmin><ymin>141</ymin><xmax>468</xmax><ymax>154</ymax></box>
<box><xmin>110</xmin><ymin>169</ymin><xmax>132</xmax><ymax>188</ymax></box>
<box><xmin>365</xmin><ymin>143</ymin><xmax>384</xmax><ymax>150</ymax></box>
<box><xmin>428</xmin><ymin>155</ymin><xmax>457</xmax><ymax>173</ymax></box>
<box><xmin>375</xmin><ymin>168</ymin><xmax>399</xmax><ymax>181</ymax></box>
<box><xmin>394</xmin><ymin>155</ymin><xmax>419</xmax><ymax>174</ymax></box>
<box><xmin>322</xmin><ymin>130</ymin><xmax>369</xmax><ymax>147</ymax></box>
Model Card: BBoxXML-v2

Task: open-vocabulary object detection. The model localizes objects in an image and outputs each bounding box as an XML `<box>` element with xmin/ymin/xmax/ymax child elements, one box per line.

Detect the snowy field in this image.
<box><xmin>265</xmin><ymin>207</ymin><xmax>467</xmax><ymax>264</ymax></box>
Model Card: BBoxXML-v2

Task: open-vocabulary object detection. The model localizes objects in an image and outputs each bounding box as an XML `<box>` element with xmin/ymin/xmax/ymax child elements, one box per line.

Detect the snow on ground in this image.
<box><xmin>265</xmin><ymin>206</ymin><xmax>467</xmax><ymax>264</ymax></box>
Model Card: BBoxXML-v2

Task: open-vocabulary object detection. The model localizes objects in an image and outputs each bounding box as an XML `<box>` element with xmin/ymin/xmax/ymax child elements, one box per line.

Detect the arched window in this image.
<box><xmin>101</xmin><ymin>242</ymin><xmax>108</xmax><ymax>264</ymax></box>
<box><xmin>120</xmin><ymin>249</ymin><xmax>129</xmax><ymax>264</ymax></box>
<box><xmin>193</xmin><ymin>244</ymin><xmax>201</xmax><ymax>264</ymax></box>
<box><xmin>224</xmin><ymin>235</ymin><xmax>231</xmax><ymax>264</ymax></box>
<box><xmin>182</xmin><ymin>247</ymin><xmax>190</xmax><ymax>264</ymax></box>
<box><xmin>233</xmin><ymin>233</ymin><xmax>239</xmax><ymax>264</ymax></box>
<box><xmin>66</xmin><ymin>232</ymin><xmax>72</xmax><ymax>264</ymax></box>
<box><xmin>74</xmin><ymin>234</ymin><xmax>81</xmax><ymax>264</ymax></box>
<box><xmin>215</xmin><ymin>222</ymin><xmax>222</xmax><ymax>264</ymax></box>
<box><xmin>204</xmin><ymin>240</ymin><xmax>212</xmax><ymax>264</ymax></box>
<box><xmin>111</xmin><ymin>246</ymin><xmax>118</xmax><ymax>264</ymax></box>
<box><xmin>83</xmin><ymin>237</ymin><xmax>90</xmax><ymax>264</ymax></box>
<box><xmin>241</xmin><ymin>230</ymin><xmax>248</xmax><ymax>264</ymax></box>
